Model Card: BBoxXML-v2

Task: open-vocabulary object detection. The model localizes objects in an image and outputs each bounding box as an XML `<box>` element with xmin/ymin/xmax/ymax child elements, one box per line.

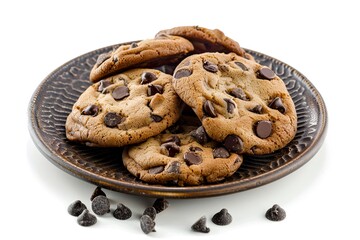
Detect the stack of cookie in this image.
<box><xmin>65</xmin><ymin>26</ymin><xmax>297</xmax><ymax>186</ymax></box>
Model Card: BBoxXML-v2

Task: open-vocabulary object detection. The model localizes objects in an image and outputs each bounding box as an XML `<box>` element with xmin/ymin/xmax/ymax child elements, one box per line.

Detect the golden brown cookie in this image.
<box><xmin>66</xmin><ymin>68</ymin><xmax>181</xmax><ymax>147</ymax></box>
<box><xmin>172</xmin><ymin>52</ymin><xmax>297</xmax><ymax>155</ymax></box>
<box><xmin>89</xmin><ymin>35</ymin><xmax>194</xmax><ymax>83</ymax></box>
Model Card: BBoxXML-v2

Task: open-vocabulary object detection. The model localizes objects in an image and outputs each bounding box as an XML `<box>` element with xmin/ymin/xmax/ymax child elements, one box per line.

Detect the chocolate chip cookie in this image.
<box><xmin>155</xmin><ymin>26</ymin><xmax>254</xmax><ymax>60</ymax></box>
<box><xmin>122</xmin><ymin>125</ymin><xmax>243</xmax><ymax>186</ymax></box>
<box><xmin>89</xmin><ymin>35</ymin><xmax>194</xmax><ymax>83</ymax></box>
<box><xmin>66</xmin><ymin>68</ymin><xmax>182</xmax><ymax>147</ymax></box>
<box><xmin>172</xmin><ymin>52</ymin><xmax>297</xmax><ymax>155</ymax></box>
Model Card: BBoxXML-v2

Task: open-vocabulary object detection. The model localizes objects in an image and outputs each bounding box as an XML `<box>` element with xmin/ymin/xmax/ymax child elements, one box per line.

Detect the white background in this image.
<box><xmin>1</xmin><ymin>0</ymin><xmax>358</xmax><ymax>239</ymax></box>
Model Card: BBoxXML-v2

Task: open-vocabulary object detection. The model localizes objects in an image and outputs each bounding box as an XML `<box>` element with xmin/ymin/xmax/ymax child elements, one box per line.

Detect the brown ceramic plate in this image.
<box><xmin>28</xmin><ymin>43</ymin><xmax>327</xmax><ymax>198</ymax></box>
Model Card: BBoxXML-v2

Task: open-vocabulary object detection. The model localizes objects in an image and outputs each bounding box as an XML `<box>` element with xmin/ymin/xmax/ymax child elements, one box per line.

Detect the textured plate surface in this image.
<box><xmin>28</xmin><ymin>43</ymin><xmax>327</xmax><ymax>198</ymax></box>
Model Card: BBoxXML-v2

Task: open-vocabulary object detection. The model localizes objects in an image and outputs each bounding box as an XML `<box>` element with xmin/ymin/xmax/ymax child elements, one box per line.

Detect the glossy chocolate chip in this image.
<box><xmin>161</xmin><ymin>142</ymin><xmax>180</xmax><ymax>157</ymax></box>
<box><xmin>130</xmin><ymin>42</ymin><xmax>138</xmax><ymax>48</ymax></box>
<box><xmin>224</xmin><ymin>98</ymin><xmax>236</xmax><ymax>114</ymax></box>
<box><xmin>174</xmin><ymin>68</ymin><xmax>192</xmax><ymax>79</ymax></box>
<box><xmin>190</xmin><ymin>126</ymin><xmax>209</xmax><ymax>144</ymax></box>
<box><xmin>112</xmin><ymin>86</ymin><xmax>129</xmax><ymax>100</ymax></box>
<box><xmin>97</xmin><ymin>79</ymin><xmax>112</xmax><ymax>93</ymax></box>
<box><xmin>224</xmin><ymin>135</ymin><xmax>244</xmax><ymax>154</ymax></box>
<box><xmin>141</xmin><ymin>72</ymin><xmax>157</xmax><ymax>84</ymax></box>
<box><xmin>148</xmin><ymin>166</ymin><xmax>164</xmax><ymax>174</ymax></box>
<box><xmin>203</xmin><ymin>100</ymin><xmax>217</xmax><ymax>117</ymax></box>
<box><xmin>82</xmin><ymin>105</ymin><xmax>99</xmax><ymax>116</ymax></box>
<box><xmin>189</xmin><ymin>146</ymin><xmax>203</xmax><ymax>152</ymax></box>
<box><xmin>151</xmin><ymin>114</ymin><xmax>163</xmax><ymax>122</ymax></box>
<box><xmin>250</xmin><ymin>104</ymin><xmax>263</xmax><ymax>114</ymax></box>
<box><xmin>166</xmin><ymin>161</ymin><xmax>180</xmax><ymax>174</ymax></box>
<box><xmin>255</xmin><ymin>120</ymin><xmax>272</xmax><ymax>139</ymax></box>
<box><xmin>104</xmin><ymin>112</ymin><xmax>122</xmax><ymax>128</ymax></box>
<box><xmin>184</xmin><ymin>152</ymin><xmax>202</xmax><ymax>165</ymax></box>
<box><xmin>229</xmin><ymin>88</ymin><xmax>248</xmax><ymax>100</ymax></box>
<box><xmin>96</xmin><ymin>52</ymin><xmax>111</xmax><ymax>67</ymax></box>
<box><xmin>213</xmin><ymin>147</ymin><xmax>230</xmax><ymax>158</ymax></box>
<box><xmin>234</xmin><ymin>61</ymin><xmax>248</xmax><ymax>71</ymax></box>
<box><xmin>162</xmin><ymin>135</ymin><xmax>181</xmax><ymax>146</ymax></box>
<box><xmin>147</xmin><ymin>84</ymin><xmax>163</xmax><ymax>96</ymax></box>
<box><xmin>203</xmin><ymin>61</ymin><xmax>218</xmax><ymax>73</ymax></box>
<box><xmin>258</xmin><ymin>67</ymin><xmax>276</xmax><ymax>80</ymax></box>
<box><xmin>268</xmin><ymin>97</ymin><xmax>286</xmax><ymax>113</ymax></box>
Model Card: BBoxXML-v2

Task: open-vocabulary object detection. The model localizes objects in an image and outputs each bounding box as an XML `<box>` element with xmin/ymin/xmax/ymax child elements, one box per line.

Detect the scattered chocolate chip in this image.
<box><xmin>265</xmin><ymin>204</ymin><xmax>286</xmax><ymax>221</ymax></box>
<box><xmin>258</xmin><ymin>67</ymin><xmax>276</xmax><ymax>80</ymax></box>
<box><xmin>184</xmin><ymin>152</ymin><xmax>202</xmax><ymax>165</ymax></box>
<box><xmin>153</xmin><ymin>198</ymin><xmax>169</xmax><ymax>213</ymax></box>
<box><xmin>81</xmin><ymin>105</ymin><xmax>99</xmax><ymax>116</ymax></box>
<box><xmin>211</xmin><ymin>208</ymin><xmax>232</xmax><ymax>226</ymax></box>
<box><xmin>148</xmin><ymin>166</ymin><xmax>164</xmax><ymax>174</ymax></box>
<box><xmin>162</xmin><ymin>135</ymin><xmax>181</xmax><ymax>146</ymax></box>
<box><xmin>255</xmin><ymin>120</ymin><xmax>272</xmax><ymax>139</ymax></box>
<box><xmin>113</xmin><ymin>203</ymin><xmax>132</xmax><ymax>220</ymax></box>
<box><xmin>141</xmin><ymin>72</ymin><xmax>157</xmax><ymax>84</ymax></box>
<box><xmin>77</xmin><ymin>209</ymin><xmax>97</xmax><ymax>227</ymax></box>
<box><xmin>130</xmin><ymin>42</ymin><xmax>138</xmax><ymax>48</ymax></box>
<box><xmin>203</xmin><ymin>61</ymin><xmax>218</xmax><ymax>73</ymax></box>
<box><xmin>213</xmin><ymin>147</ymin><xmax>230</xmax><ymax>158</ymax></box>
<box><xmin>143</xmin><ymin>207</ymin><xmax>157</xmax><ymax>220</ymax></box>
<box><xmin>203</xmin><ymin>100</ymin><xmax>217</xmax><ymax>117</ymax></box>
<box><xmin>96</xmin><ymin>52</ymin><xmax>111</xmax><ymax>67</ymax></box>
<box><xmin>165</xmin><ymin>161</ymin><xmax>181</xmax><ymax>174</ymax></box>
<box><xmin>90</xmin><ymin>186</ymin><xmax>106</xmax><ymax>201</ymax></box>
<box><xmin>112</xmin><ymin>86</ymin><xmax>129</xmax><ymax>100</ymax></box>
<box><xmin>98</xmin><ymin>79</ymin><xmax>112</xmax><ymax>93</ymax></box>
<box><xmin>190</xmin><ymin>126</ymin><xmax>209</xmax><ymax>145</ymax></box>
<box><xmin>224</xmin><ymin>135</ymin><xmax>244</xmax><ymax>154</ymax></box>
<box><xmin>234</xmin><ymin>61</ymin><xmax>248</xmax><ymax>71</ymax></box>
<box><xmin>104</xmin><ymin>112</ymin><xmax>122</xmax><ymax>128</ymax></box>
<box><xmin>161</xmin><ymin>142</ymin><xmax>180</xmax><ymax>157</ymax></box>
<box><xmin>268</xmin><ymin>97</ymin><xmax>286</xmax><ymax>113</ymax></box>
<box><xmin>151</xmin><ymin>114</ymin><xmax>163</xmax><ymax>122</ymax></box>
<box><xmin>224</xmin><ymin>98</ymin><xmax>236</xmax><ymax>114</ymax></box>
<box><xmin>229</xmin><ymin>87</ymin><xmax>248</xmax><ymax>100</ymax></box>
<box><xmin>189</xmin><ymin>146</ymin><xmax>203</xmax><ymax>152</ymax></box>
<box><xmin>68</xmin><ymin>200</ymin><xmax>87</xmax><ymax>217</ymax></box>
<box><xmin>174</xmin><ymin>68</ymin><xmax>192</xmax><ymax>79</ymax></box>
<box><xmin>147</xmin><ymin>84</ymin><xmax>163</xmax><ymax>96</ymax></box>
<box><xmin>191</xmin><ymin>216</ymin><xmax>210</xmax><ymax>233</ymax></box>
<box><xmin>91</xmin><ymin>195</ymin><xmax>110</xmax><ymax>216</ymax></box>
<box><xmin>140</xmin><ymin>214</ymin><xmax>156</xmax><ymax>234</ymax></box>
<box><xmin>250</xmin><ymin>104</ymin><xmax>263</xmax><ymax>114</ymax></box>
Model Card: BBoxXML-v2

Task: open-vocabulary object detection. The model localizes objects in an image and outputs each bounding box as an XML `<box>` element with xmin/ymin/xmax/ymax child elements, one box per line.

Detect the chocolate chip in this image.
<box><xmin>191</xmin><ymin>216</ymin><xmax>210</xmax><ymax>233</ymax></box>
<box><xmin>140</xmin><ymin>215</ymin><xmax>156</xmax><ymax>234</ymax></box>
<box><xmin>148</xmin><ymin>166</ymin><xmax>165</xmax><ymax>174</ymax></box>
<box><xmin>203</xmin><ymin>100</ymin><xmax>217</xmax><ymax>117</ymax></box>
<box><xmin>143</xmin><ymin>207</ymin><xmax>157</xmax><ymax>220</ymax></box>
<box><xmin>90</xmin><ymin>186</ymin><xmax>106</xmax><ymax>201</ymax></box>
<box><xmin>96</xmin><ymin>52</ymin><xmax>110</xmax><ymax>67</ymax></box>
<box><xmin>151</xmin><ymin>114</ymin><xmax>163</xmax><ymax>122</ymax></box>
<box><xmin>224</xmin><ymin>98</ymin><xmax>236</xmax><ymax>114</ymax></box>
<box><xmin>161</xmin><ymin>142</ymin><xmax>180</xmax><ymax>157</ymax></box>
<box><xmin>130</xmin><ymin>42</ymin><xmax>138</xmax><ymax>48</ymax></box>
<box><xmin>112</xmin><ymin>86</ymin><xmax>129</xmax><ymax>100</ymax></box>
<box><xmin>153</xmin><ymin>198</ymin><xmax>169</xmax><ymax>213</ymax></box>
<box><xmin>141</xmin><ymin>72</ymin><xmax>157</xmax><ymax>84</ymax></box>
<box><xmin>213</xmin><ymin>147</ymin><xmax>230</xmax><ymax>158</ymax></box>
<box><xmin>68</xmin><ymin>200</ymin><xmax>87</xmax><ymax>217</ymax></box>
<box><xmin>224</xmin><ymin>135</ymin><xmax>244</xmax><ymax>154</ymax></box>
<box><xmin>265</xmin><ymin>204</ymin><xmax>286</xmax><ymax>221</ymax></box>
<box><xmin>147</xmin><ymin>84</ymin><xmax>163</xmax><ymax>96</ymax></box>
<box><xmin>211</xmin><ymin>209</ymin><xmax>232</xmax><ymax>226</ymax></box>
<box><xmin>255</xmin><ymin>120</ymin><xmax>272</xmax><ymax>139</ymax></box>
<box><xmin>234</xmin><ymin>61</ymin><xmax>248</xmax><ymax>71</ymax></box>
<box><xmin>203</xmin><ymin>61</ymin><xmax>218</xmax><ymax>73</ymax></box>
<box><xmin>184</xmin><ymin>152</ymin><xmax>202</xmax><ymax>165</ymax></box>
<box><xmin>268</xmin><ymin>97</ymin><xmax>286</xmax><ymax>113</ymax></box>
<box><xmin>258</xmin><ymin>67</ymin><xmax>276</xmax><ymax>80</ymax></box>
<box><xmin>97</xmin><ymin>79</ymin><xmax>112</xmax><ymax>93</ymax></box>
<box><xmin>77</xmin><ymin>209</ymin><xmax>97</xmax><ymax>227</ymax></box>
<box><xmin>190</xmin><ymin>126</ymin><xmax>209</xmax><ymax>145</ymax></box>
<box><xmin>82</xmin><ymin>105</ymin><xmax>99</xmax><ymax>116</ymax></box>
<box><xmin>189</xmin><ymin>146</ymin><xmax>203</xmax><ymax>152</ymax></box>
<box><xmin>174</xmin><ymin>68</ymin><xmax>192</xmax><ymax>79</ymax></box>
<box><xmin>165</xmin><ymin>161</ymin><xmax>180</xmax><ymax>174</ymax></box>
<box><xmin>229</xmin><ymin>88</ymin><xmax>248</xmax><ymax>100</ymax></box>
<box><xmin>250</xmin><ymin>104</ymin><xmax>263</xmax><ymax>114</ymax></box>
<box><xmin>104</xmin><ymin>112</ymin><xmax>122</xmax><ymax>128</ymax></box>
<box><xmin>162</xmin><ymin>135</ymin><xmax>181</xmax><ymax>146</ymax></box>
<box><xmin>113</xmin><ymin>203</ymin><xmax>132</xmax><ymax>220</ymax></box>
<box><xmin>91</xmin><ymin>195</ymin><xmax>110</xmax><ymax>216</ymax></box>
